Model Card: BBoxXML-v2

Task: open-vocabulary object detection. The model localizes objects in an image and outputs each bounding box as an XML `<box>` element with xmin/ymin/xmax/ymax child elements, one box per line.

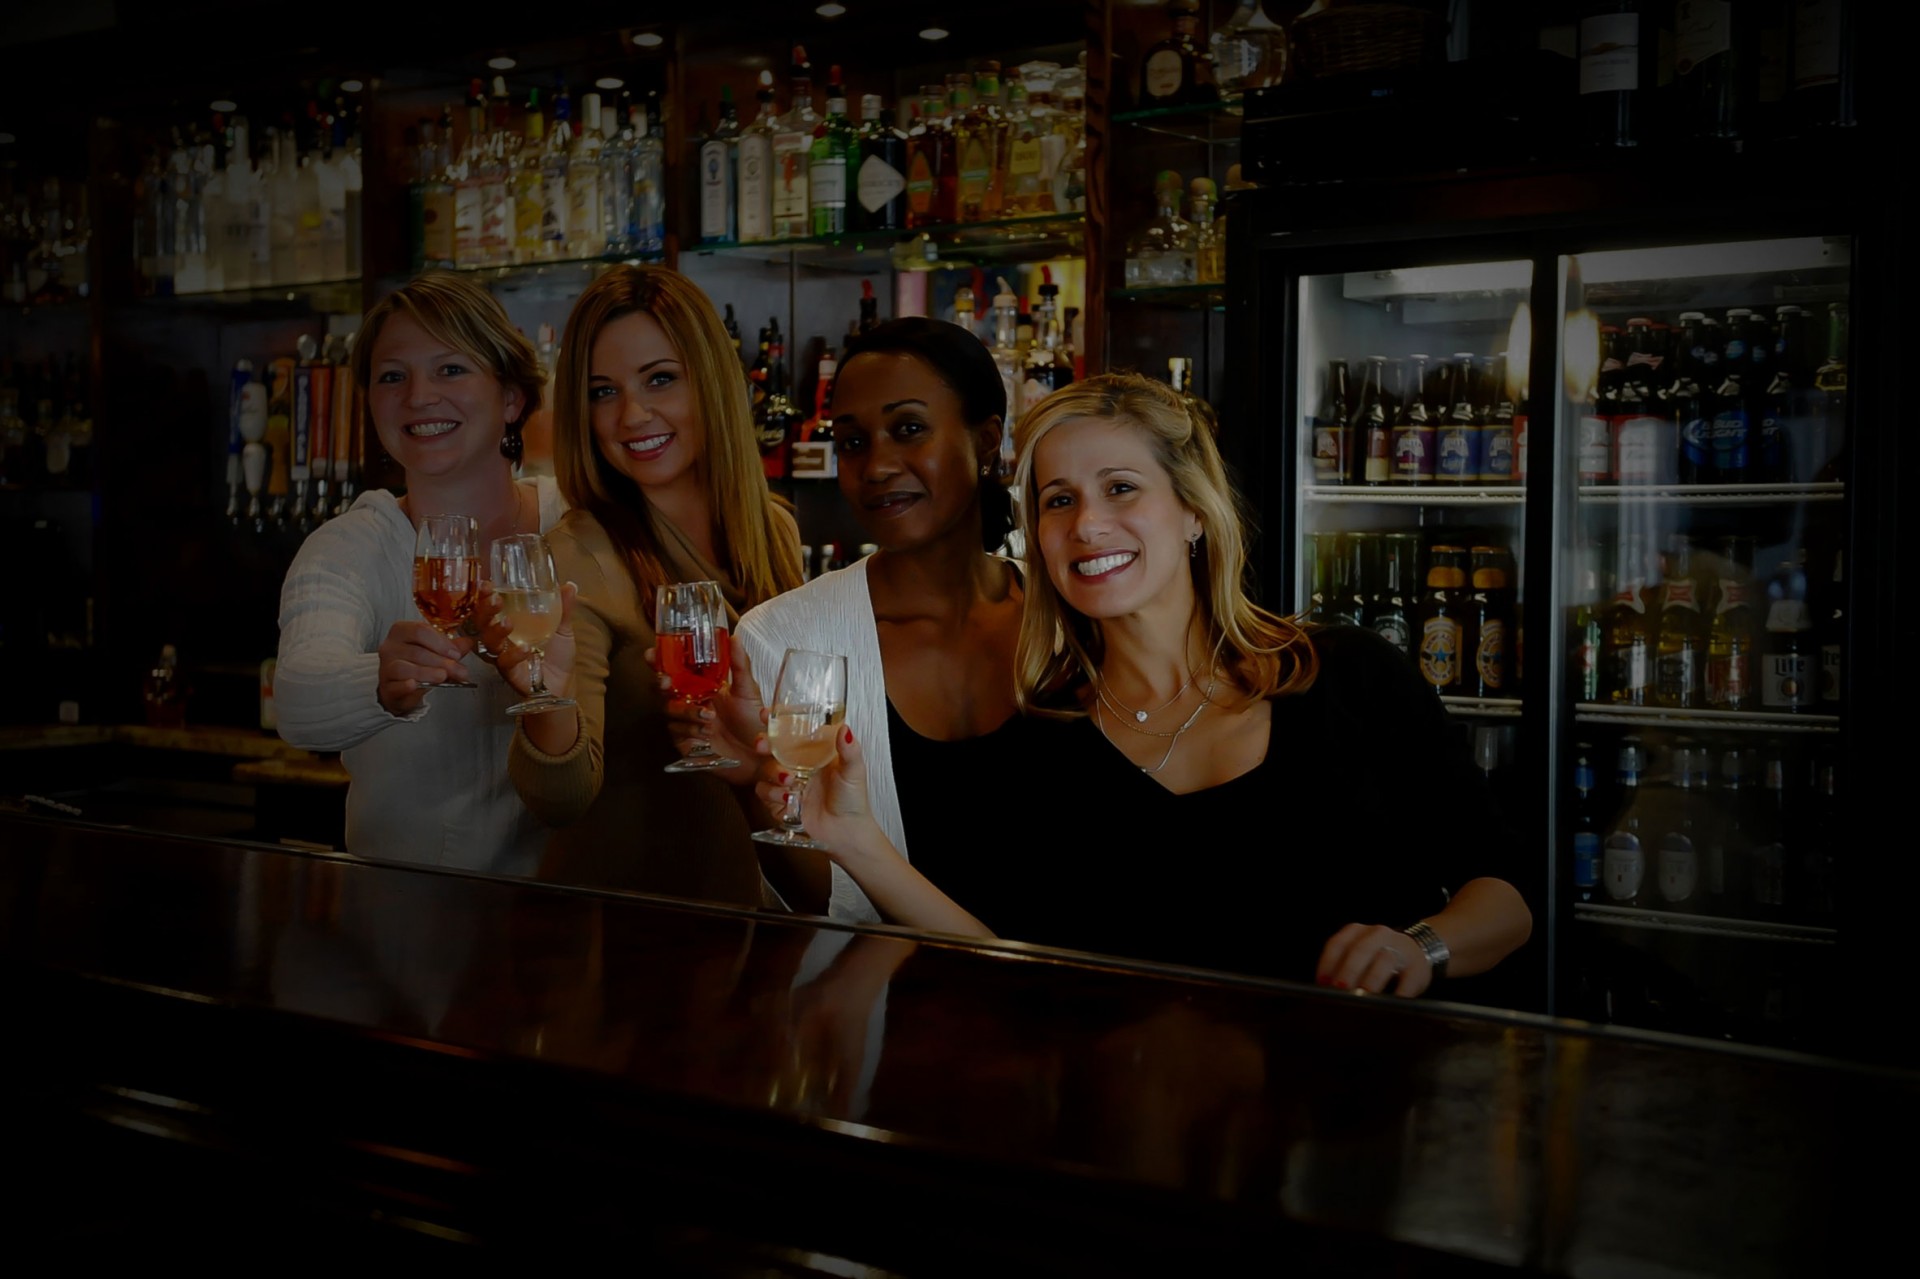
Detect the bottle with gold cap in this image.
<box><xmin>1189</xmin><ymin>176</ymin><xmax>1222</xmax><ymax>284</ymax></box>
<box><xmin>1415</xmin><ymin>545</ymin><xmax>1469</xmax><ymax>693</ymax></box>
<box><xmin>1463</xmin><ymin>545</ymin><xmax>1512</xmax><ymax>699</ymax></box>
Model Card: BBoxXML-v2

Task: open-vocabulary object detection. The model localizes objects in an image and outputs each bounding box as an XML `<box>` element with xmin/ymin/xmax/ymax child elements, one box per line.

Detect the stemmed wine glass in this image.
<box><xmin>412</xmin><ymin>514</ymin><xmax>481</xmax><ymax>689</ymax></box>
<box><xmin>656</xmin><ymin>580</ymin><xmax>742</xmax><ymax>773</ymax></box>
<box><xmin>750</xmin><ymin>648</ymin><xmax>848</xmax><ymax>850</ymax></box>
<box><xmin>489</xmin><ymin>533</ymin><xmax>577</xmax><ymax>717</ymax></box>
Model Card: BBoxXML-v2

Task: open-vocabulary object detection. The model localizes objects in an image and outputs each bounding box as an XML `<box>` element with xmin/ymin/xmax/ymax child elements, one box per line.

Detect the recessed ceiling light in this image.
<box><xmin>341</xmin><ymin>79</ymin><xmax>364</xmax><ymax>93</ymax></box>
<box><xmin>635</xmin><ymin>32</ymin><xmax>665</xmax><ymax>48</ymax></box>
<box><xmin>596</xmin><ymin>76</ymin><xmax>625</xmax><ymax>90</ymax></box>
<box><xmin>210</xmin><ymin>99</ymin><xmax>238</xmax><ymax>112</ymax></box>
<box><xmin>817</xmin><ymin>3</ymin><xmax>848</xmax><ymax>15</ymax></box>
<box><xmin>919</xmin><ymin>27</ymin><xmax>949</xmax><ymax>41</ymax></box>
<box><xmin>487</xmin><ymin>56</ymin><xmax>517</xmax><ymax>70</ymax></box>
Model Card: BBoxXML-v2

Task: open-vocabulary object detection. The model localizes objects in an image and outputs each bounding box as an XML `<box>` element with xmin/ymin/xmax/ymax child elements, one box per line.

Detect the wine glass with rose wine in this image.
<box><xmin>412</xmin><ymin>514</ymin><xmax>481</xmax><ymax>688</ymax></box>
<box><xmin>489</xmin><ymin>533</ymin><xmax>578</xmax><ymax>717</ymax></box>
<box><xmin>750</xmin><ymin>649</ymin><xmax>848</xmax><ymax>850</ymax></box>
<box><xmin>656</xmin><ymin>580</ymin><xmax>742</xmax><ymax>773</ymax></box>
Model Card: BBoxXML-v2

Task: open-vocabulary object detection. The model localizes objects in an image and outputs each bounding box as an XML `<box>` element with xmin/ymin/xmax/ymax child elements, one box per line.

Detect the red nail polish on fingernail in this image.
<box><xmin>844</xmin><ymin>726</ymin><xmax>854</xmax><ymax>744</ymax></box>
<box><xmin>782</xmin><ymin>791</ymin><xmax>791</xmax><ymax>805</ymax></box>
<box><xmin>778</xmin><ymin>772</ymin><xmax>790</xmax><ymax>784</ymax></box>
<box><xmin>1332</xmin><ymin>980</ymin><xmax>1348</xmax><ymax>990</ymax></box>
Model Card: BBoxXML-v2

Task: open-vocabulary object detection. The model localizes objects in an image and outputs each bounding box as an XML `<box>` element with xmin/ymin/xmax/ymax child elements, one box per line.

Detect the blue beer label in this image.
<box><xmin>1392</xmin><ymin>425</ymin><xmax>1435</xmax><ymax>480</ymax></box>
<box><xmin>1756</xmin><ymin>412</ymin><xmax>1787</xmax><ymax>478</ymax></box>
<box><xmin>1436</xmin><ymin>425</ymin><xmax>1472</xmax><ymax>479</ymax></box>
<box><xmin>1680</xmin><ymin>416</ymin><xmax>1712</xmax><ymax>472</ymax></box>
<box><xmin>1574</xmin><ymin>832</ymin><xmax>1600</xmax><ymax>890</ymax></box>
<box><xmin>1725</xmin><ymin>338</ymin><xmax>1747</xmax><ymax>362</ymax></box>
<box><xmin>1710</xmin><ymin>408</ymin><xmax>1749</xmax><ymax>477</ymax></box>
<box><xmin>1483</xmin><ymin>426</ymin><xmax>1515</xmax><ymax>481</ymax></box>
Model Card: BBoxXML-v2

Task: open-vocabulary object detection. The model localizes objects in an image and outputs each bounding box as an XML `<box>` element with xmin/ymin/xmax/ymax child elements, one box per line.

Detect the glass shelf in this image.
<box><xmin>1439</xmin><ymin>696</ymin><xmax>1524</xmax><ymax>719</ymax></box>
<box><xmin>1573</xmin><ymin>703</ymin><xmax>1841</xmax><ymax>734</ymax></box>
<box><xmin>1574</xmin><ymin>902</ymin><xmax>1837</xmax><ymax>945</ymax></box>
<box><xmin>1305</xmin><ymin>485</ymin><xmax>1526</xmax><ymax>506</ymax></box>
<box><xmin>688</xmin><ymin>214</ymin><xmax>1086</xmax><ymax>272</ymax></box>
<box><xmin>1579</xmin><ymin>481</ymin><xmax>1845</xmax><ymax>506</ymax></box>
<box><xmin>1114</xmin><ymin>98</ymin><xmax>1249</xmax><ymax>128</ymax></box>
<box><xmin>1110</xmin><ymin>283</ymin><xmax>1225</xmax><ymax>310</ymax></box>
<box><xmin>130</xmin><ymin>277</ymin><xmax>364</xmax><ymax>314</ymax></box>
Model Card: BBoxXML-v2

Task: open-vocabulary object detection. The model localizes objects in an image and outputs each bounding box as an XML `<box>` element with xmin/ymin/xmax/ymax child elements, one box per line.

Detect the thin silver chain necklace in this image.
<box><xmin>1095</xmin><ymin>674</ymin><xmax>1216</xmax><ymax>773</ymax></box>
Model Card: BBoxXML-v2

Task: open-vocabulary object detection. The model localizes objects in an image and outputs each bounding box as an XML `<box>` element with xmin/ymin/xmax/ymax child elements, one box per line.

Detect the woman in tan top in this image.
<box><xmin>497</xmin><ymin>266</ymin><xmax>804</xmax><ymax>904</ymax></box>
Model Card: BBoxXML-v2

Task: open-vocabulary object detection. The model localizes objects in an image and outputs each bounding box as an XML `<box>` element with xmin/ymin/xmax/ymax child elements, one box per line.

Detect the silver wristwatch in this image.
<box><xmin>1403</xmin><ymin>921</ymin><xmax>1450</xmax><ymax>981</ymax></box>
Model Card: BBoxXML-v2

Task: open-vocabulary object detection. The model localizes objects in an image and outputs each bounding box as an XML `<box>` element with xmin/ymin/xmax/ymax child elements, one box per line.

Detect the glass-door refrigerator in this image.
<box><xmin>1229</xmin><ymin>214</ymin><xmax>1888</xmax><ymax>1053</ymax></box>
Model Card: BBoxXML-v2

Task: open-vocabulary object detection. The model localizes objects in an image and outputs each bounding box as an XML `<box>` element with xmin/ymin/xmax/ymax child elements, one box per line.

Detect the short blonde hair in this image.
<box><xmin>552</xmin><ymin>265</ymin><xmax>802</xmax><ymax>606</ymax></box>
<box><xmin>351</xmin><ymin>271</ymin><xmax>544</xmax><ymax>462</ymax></box>
<box><xmin>1011</xmin><ymin>372</ymin><xmax>1317</xmax><ymax>716</ymax></box>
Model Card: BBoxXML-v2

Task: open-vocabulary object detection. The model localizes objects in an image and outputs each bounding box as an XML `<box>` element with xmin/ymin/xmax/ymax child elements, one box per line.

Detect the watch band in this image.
<box><xmin>1403</xmin><ymin>921</ymin><xmax>1450</xmax><ymax>982</ymax></box>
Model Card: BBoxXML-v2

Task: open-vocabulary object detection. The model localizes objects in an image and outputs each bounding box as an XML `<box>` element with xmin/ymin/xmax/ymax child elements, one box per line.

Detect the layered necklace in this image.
<box><xmin>1093</xmin><ymin>670</ymin><xmax>1219</xmax><ymax>775</ymax></box>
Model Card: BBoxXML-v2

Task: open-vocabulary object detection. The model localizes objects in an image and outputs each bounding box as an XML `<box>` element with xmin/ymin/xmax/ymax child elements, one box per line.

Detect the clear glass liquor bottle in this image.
<box><xmin>512</xmin><ymin>90</ymin><xmax>547</xmax><ymax>263</ymax></box>
<box><xmin>452</xmin><ymin>80</ymin><xmax>487</xmax><ymax>268</ymax></box>
<box><xmin>540</xmin><ymin>86</ymin><xmax>573</xmax><ymax>258</ymax></box>
<box><xmin>1210</xmin><ymin>0</ymin><xmax>1289</xmax><ymax>98</ymax></box>
<box><xmin>737</xmin><ymin>71</ymin><xmax>777</xmax><ymax>244</ymax></box>
<box><xmin>478</xmin><ymin>79</ymin><xmax>513</xmax><ymax>267</ymax></box>
<box><xmin>999</xmin><ymin>80</ymin><xmax>1053</xmax><ymax>215</ymax></box>
<box><xmin>772</xmin><ymin>48</ymin><xmax>818</xmax><ymax>240</ymax></box>
<box><xmin>1053</xmin><ymin>60</ymin><xmax>1088</xmax><ymax>214</ymax></box>
<box><xmin>1189</xmin><ymin>176</ymin><xmax>1222</xmax><ymax>283</ymax></box>
<box><xmin>1123</xmin><ymin>170</ymin><xmax>1194</xmax><ymax>287</ymax></box>
<box><xmin>965</xmin><ymin>62</ymin><xmax>1007</xmax><ymax>220</ymax></box>
<box><xmin>809</xmin><ymin>68</ymin><xmax>853</xmax><ymax>236</ymax></box>
<box><xmin>1140</xmin><ymin>0</ymin><xmax>1220</xmax><ymax>109</ymax></box>
<box><xmin>853</xmin><ymin>93</ymin><xmax>908</xmax><ymax>233</ymax></box>
<box><xmin>565</xmin><ymin>91</ymin><xmax>604</xmax><ymax>257</ymax></box>
<box><xmin>699</xmin><ymin>86</ymin><xmax>740</xmax><ymax>244</ymax></box>
<box><xmin>630</xmin><ymin>104</ymin><xmax>666</xmax><ymax>255</ymax></box>
<box><xmin>599</xmin><ymin>101</ymin><xmax>634</xmax><ymax>257</ymax></box>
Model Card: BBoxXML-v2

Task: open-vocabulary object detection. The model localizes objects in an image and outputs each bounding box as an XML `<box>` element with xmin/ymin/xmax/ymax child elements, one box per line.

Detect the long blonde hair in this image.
<box><xmin>1011</xmin><ymin>372</ymin><xmax>1317</xmax><ymax>716</ymax></box>
<box><xmin>553</xmin><ymin>265</ymin><xmax>802</xmax><ymax>606</ymax></box>
<box><xmin>351</xmin><ymin>271</ymin><xmax>544</xmax><ymax>463</ymax></box>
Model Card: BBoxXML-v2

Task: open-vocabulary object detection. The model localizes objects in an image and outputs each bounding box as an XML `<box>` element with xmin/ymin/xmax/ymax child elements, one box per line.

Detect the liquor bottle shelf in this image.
<box><xmin>1305</xmin><ymin>485</ymin><xmax>1526</xmax><ymax>506</ymax></box>
<box><xmin>1112</xmin><ymin>98</ymin><xmax>1246</xmax><ymax>144</ymax></box>
<box><xmin>1109</xmin><ymin>283</ymin><xmax>1225</xmax><ymax>310</ymax></box>
<box><xmin>1573</xmin><ymin>703</ymin><xmax>1841</xmax><ymax>733</ymax></box>
<box><xmin>1574</xmin><ymin>902</ymin><xmax>1837</xmax><ymax>945</ymax></box>
<box><xmin>1578</xmin><ymin>481</ymin><xmax>1846</xmax><ymax>506</ymax></box>
<box><xmin>688</xmin><ymin>213</ymin><xmax>1087</xmax><ymax>273</ymax></box>
<box><xmin>1438</xmin><ymin>696</ymin><xmax>1524</xmax><ymax>719</ymax></box>
<box><xmin>129</xmin><ymin>277</ymin><xmax>366</xmax><ymax>315</ymax></box>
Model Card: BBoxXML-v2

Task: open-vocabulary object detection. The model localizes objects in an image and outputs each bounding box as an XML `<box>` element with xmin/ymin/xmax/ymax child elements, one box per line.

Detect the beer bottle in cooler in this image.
<box><xmin>1654</xmin><ymin>743</ymin><xmax>1702</xmax><ymax>911</ymax></box>
<box><xmin>1390</xmin><ymin>353</ymin><xmax>1435</xmax><ymax>484</ymax></box>
<box><xmin>1748</xmin><ymin>745</ymin><xmax>1795</xmax><ymax>917</ymax></box>
<box><xmin>1603</xmin><ymin>535</ymin><xmax>1655</xmax><ymax>706</ymax></box>
<box><xmin>1757</xmin><ymin>304</ymin><xmax>1808</xmax><ymax>483</ymax></box>
<box><xmin>1354</xmin><ymin>356</ymin><xmax>1393</xmax><ymax>485</ymax></box>
<box><xmin>1463</xmin><ymin>546</ymin><xmax>1511</xmax><ymax>699</ymax></box>
<box><xmin>1304</xmin><ymin>531</ymin><xmax>1333</xmax><ymax>622</ymax></box>
<box><xmin>1311</xmin><ymin>359</ymin><xmax>1351</xmax><ymax>485</ymax></box>
<box><xmin>1819</xmin><ymin>549</ymin><xmax>1843</xmax><ymax>711</ymax></box>
<box><xmin>1481</xmin><ymin>354</ymin><xmax>1516</xmax><ymax>483</ymax></box>
<box><xmin>1761</xmin><ymin>554</ymin><xmax>1815</xmax><ymax>712</ymax></box>
<box><xmin>1706</xmin><ymin>534</ymin><xmax>1759</xmax><ymax>710</ymax></box>
<box><xmin>1710</xmin><ymin>309</ymin><xmax>1753</xmax><ymax>483</ymax></box>
<box><xmin>1614</xmin><ymin>317</ymin><xmax>1675</xmax><ymax>485</ymax></box>
<box><xmin>1571</xmin><ymin>744</ymin><xmax>1601</xmax><ymax>904</ymax></box>
<box><xmin>1669</xmin><ymin>311</ymin><xmax>1714</xmax><ymax>484</ymax></box>
<box><xmin>1704</xmin><ymin>747</ymin><xmax>1754</xmax><ymax>913</ymax></box>
<box><xmin>1365</xmin><ymin>532</ymin><xmax>1416</xmax><ymax>656</ymax></box>
<box><xmin>1435</xmin><ymin>353</ymin><xmax>1479</xmax><ymax>485</ymax></box>
<box><xmin>1340</xmin><ymin>531</ymin><xmax>1371</xmax><ymax>626</ymax></box>
<box><xmin>1655</xmin><ymin>535</ymin><xmax>1707</xmax><ymax>708</ymax></box>
<box><xmin>1415</xmin><ymin>545</ymin><xmax>1468</xmax><ymax>693</ymax></box>
<box><xmin>1577</xmin><ymin>336</ymin><xmax>1617</xmax><ymax>484</ymax></box>
<box><xmin>1570</xmin><ymin>541</ymin><xmax>1607</xmax><ymax>704</ymax></box>
<box><xmin>1603</xmin><ymin>735</ymin><xmax>1650</xmax><ymax>907</ymax></box>
<box><xmin>1810</xmin><ymin>301</ymin><xmax>1848</xmax><ymax>482</ymax></box>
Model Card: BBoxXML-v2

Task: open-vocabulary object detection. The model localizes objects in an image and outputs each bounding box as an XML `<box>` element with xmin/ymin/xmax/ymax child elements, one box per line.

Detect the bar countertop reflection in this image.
<box><xmin>2</xmin><ymin>812</ymin><xmax>1900</xmax><ymax>1272</ymax></box>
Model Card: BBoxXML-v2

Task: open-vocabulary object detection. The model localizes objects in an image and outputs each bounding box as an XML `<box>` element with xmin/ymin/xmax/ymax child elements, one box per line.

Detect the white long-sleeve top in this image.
<box><xmin>736</xmin><ymin>557</ymin><xmax>898</xmax><ymax>924</ymax></box>
<box><xmin>274</xmin><ymin>478</ymin><xmax>564</xmax><ymax>877</ymax></box>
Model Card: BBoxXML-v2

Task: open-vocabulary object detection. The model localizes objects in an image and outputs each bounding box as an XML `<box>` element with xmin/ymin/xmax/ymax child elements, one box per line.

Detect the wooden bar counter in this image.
<box><xmin>1</xmin><ymin>812</ymin><xmax>1901</xmax><ymax>1271</ymax></box>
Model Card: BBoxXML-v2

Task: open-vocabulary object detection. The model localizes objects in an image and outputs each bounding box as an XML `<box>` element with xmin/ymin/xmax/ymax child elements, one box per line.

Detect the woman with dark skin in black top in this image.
<box><xmin>660</xmin><ymin>319</ymin><xmax>1024</xmax><ymax>917</ymax></box>
<box><xmin>757</xmin><ymin>374</ymin><xmax>1532</xmax><ymax>994</ymax></box>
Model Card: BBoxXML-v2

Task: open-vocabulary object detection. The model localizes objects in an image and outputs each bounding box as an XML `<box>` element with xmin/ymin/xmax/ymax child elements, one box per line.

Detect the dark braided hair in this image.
<box><xmin>835</xmin><ymin>317</ymin><xmax>1013</xmax><ymax>554</ymax></box>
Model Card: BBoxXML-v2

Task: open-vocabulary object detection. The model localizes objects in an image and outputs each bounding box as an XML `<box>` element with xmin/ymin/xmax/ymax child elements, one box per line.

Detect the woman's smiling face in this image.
<box><xmin>366</xmin><ymin>313</ymin><xmax>523</xmax><ymax>482</ymax></box>
<box><xmin>588</xmin><ymin>310</ymin><xmax>705</xmax><ymax>495</ymax></box>
<box><xmin>829</xmin><ymin>350</ymin><xmax>997</xmax><ymax>552</ymax></box>
<box><xmin>1032</xmin><ymin>415</ymin><xmax>1201</xmax><ymax>622</ymax></box>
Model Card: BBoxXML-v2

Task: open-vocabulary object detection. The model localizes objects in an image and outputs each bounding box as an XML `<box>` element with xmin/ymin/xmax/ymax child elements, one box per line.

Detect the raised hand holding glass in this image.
<box><xmin>751</xmin><ymin>649</ymin><xmax>848</xmax><ymax>851</ymax></box>
<box><xmin>657</xmin><ymin>580</ymin><xmax>742</xmax><ymax>773</ymax></box>
<box><xmin>412</xmin><ymin>514</ymin><xmax>481</xmax><ymax>689</ymax></box>
<box><xmin>490</xmin><ymin>533</ymin><xmax>577</xmax><ymax>717</ymax></box>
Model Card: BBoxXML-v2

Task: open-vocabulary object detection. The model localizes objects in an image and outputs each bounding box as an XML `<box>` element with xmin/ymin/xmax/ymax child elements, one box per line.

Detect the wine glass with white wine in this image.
<box><xmin>750</xmin><ymin>649</ymin><xmax>848</xmax><ymax>851</ymax></box>
<box><xmin>489</xmin><ymin>533</ymin><xmax>578</xmax><ymax>717</ymax></box>
<box><xmin>412</xmin><ymin>514</ymin><xmax>481</xmax><ymax>689</ymax></box>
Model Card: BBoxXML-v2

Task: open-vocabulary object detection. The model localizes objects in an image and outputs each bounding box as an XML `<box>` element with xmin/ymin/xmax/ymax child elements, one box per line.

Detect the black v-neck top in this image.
<box><xmin>895</xmin><ymin>626</ymin><xmax>1520</xmax><ymax>984</ymax></box>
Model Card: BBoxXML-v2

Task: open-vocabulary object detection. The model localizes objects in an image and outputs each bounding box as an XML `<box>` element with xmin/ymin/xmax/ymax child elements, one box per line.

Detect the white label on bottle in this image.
<box><xmin>1615</xmin><ymin>415</ymin><xmax>1667</xmax><ymax>482</ymax></box>
<box><xmin>1578</xmin><ymin>415</ymin><xmax>1612</xmax><ymax>477</ymax></box>
<box><xmin>1603</xmin><ymin>832</ymin><xmax>1644</xmax><ymax>901</ymax></box>
<box><xmin>857</xmin><ymin>154</ymin><xmax>906</xmax><ymax>213</ymax></box>
<box><xmin>1762</xmin><ymin>651</ymin><xmax>1814</xmax><ymax>708</ymax></box>
<box><xmin>1580</xmin><ymin>14</ymin><xmax>1640</xmax><ymax>94</ymax></box>
<box><xmin>1821</xmin><ymin>642</ymin><xmax>1841</xmax><ymax>703</ymax></box>
<box><xmin>454</xmin><ymin>185</ymin><xmax>482</xmax><ymax>257</ymax></box>
<box><xmin>811</xmin><ymin>156</ymin><xmax>847</xmax><ymax>209</ymax></box>
<box><xmin>1794</xmin><ymin>0</ymin><xmax>1842</xmax><ymax>88</ymax></box>
<box><xmin>567</xmin><ymin>170</ymin><xmax>601</xmax><ymax>244</ymax></box>
<box><xmin>738</xmin><ymin>138</ymin><xmax>772</xmax><ymax>240</ymax></box>
<box><xmin>1145</xmin><ymin>50</ymin><xmax>1185</xmax><ymax>101</ymax></box>
<box><xmin>1373</xmin><ymin>615</ymin><xmax>1410</xmax><ymax>655</ymax></box>
<box><xmin>772</xmin><ymin>133</ymin><xmax>810</xmax><ymax>223</ymax></box>
<box><xmin>1658</xmin><ymin>835</ymin><xmax>1698</xmax><ymax>903</ymax></box>
<box><xmin>699</xmin><ymin>140</ymin><xmax>732</xmax><ymax>239</ymax></box>
<box><xmin>1675</xmin><ymin>0</ymin><xmax>1732</xmax><ymax>75</ymax></box>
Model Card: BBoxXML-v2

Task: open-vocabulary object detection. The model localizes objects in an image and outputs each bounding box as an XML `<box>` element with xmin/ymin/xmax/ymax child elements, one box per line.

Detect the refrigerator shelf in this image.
<box><xmin>1574</xmin><ymin>903</ymin><xmax>1837</xmax><ymax>945</ymax></box>
<box><xmin>1438</xmin><ymin>696</ymin><xmax>1524</xmax><ymax>719</ymax></box>
<box><xmin>1574</xmin><ymin>704</ymin><xmax>1841</xmax><ymax>733</ymax></box>
<box><xmin>1577</xmin><ymin>482</ymin><xmax>1846</xmax><ymax>506</ymax></box>
<box><xmin>1304</xmin><ymin>485</ymin><xmax>1525</xmax><ymax>506</ymax></box>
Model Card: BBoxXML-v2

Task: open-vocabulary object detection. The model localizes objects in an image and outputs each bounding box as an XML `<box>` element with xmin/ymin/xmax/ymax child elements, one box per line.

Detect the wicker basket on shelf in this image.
<box><xmin>1289</xmin><ymin>1</ymin><xmax>1444</xmax><ymax>82</ymax></box>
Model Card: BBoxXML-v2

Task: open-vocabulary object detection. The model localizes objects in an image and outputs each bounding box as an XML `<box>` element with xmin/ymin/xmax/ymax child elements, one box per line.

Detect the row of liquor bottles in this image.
<box><xmin>1572</xmin><ymin>734</ymin><xmax>1840</xmax><ymax>928</ymax></box>
<box><xmin>135</xmin><ymin>96</ymin><xmax>365</xmax><ymax>297</ymax></box>
<box><xmin>694</xmin><ymin>49</ymin><xmax>1090</xmax><ymax>246</ymax></box>
<box><xmin>1575</xmin><ymin>302</ymin><xmax>1848</xmax><ymax>487</ymax></box>
<box><xmin>1310</xmin><ymin>352</ymin><xmax>1526</xmax><ymax>488</ymax></box>
<box><xmin>0</xmin><ymin>354</ymin><xmax>93</xmax><ymax>489</ymax></box>
<box><xmin>1</xmin><ymin>172</ymin><xmax>88</xmax><ymax>306</ymax></box>
<box><xmin>1573</xmin><ymin>534</ymin><xmax>1842</xmax><ymax>714</ymax></box>
<box><xmin>1121</xmin><ymin>168</ymin><xmax>1236</xmax><ymax>290</ymax></box>
<box><xmin>1305</xmin><ymin>533</ymin><xmax>1520</xmax><ymax>701</ymax></box>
